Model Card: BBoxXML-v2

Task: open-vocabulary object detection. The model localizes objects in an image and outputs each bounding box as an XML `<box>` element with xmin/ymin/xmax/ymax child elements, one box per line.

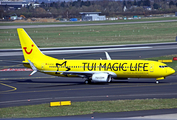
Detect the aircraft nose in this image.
<box><xmin>168</xmin><ymin>68</ymin><xmax>175</xmax><ymax>75</ymax></box>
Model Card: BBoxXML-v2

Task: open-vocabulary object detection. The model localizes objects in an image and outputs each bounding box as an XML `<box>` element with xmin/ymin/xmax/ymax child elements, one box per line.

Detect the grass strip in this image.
<box><xmin>1</xmin><ymin>98</ymin><xmax>177</xmax><ymax>118</ymax></box>
<box><xmin>0</xmin><ymin>21</ymin><xmax>177</xmax><ymax>49</ymax></box>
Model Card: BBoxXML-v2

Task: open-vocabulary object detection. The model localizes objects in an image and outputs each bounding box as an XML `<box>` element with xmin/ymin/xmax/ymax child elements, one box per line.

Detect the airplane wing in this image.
<box><xmin>43</xmin><ymin>70</ymin><xmax>115</xmax><ymax>78</ymax></box>
<box><xmin>44</xmin><ymin>70</ymin><xmax>95</xmax><ymax>76</ymax></box>
<box><xmin>43</xmin><ymin>70</ymin><xmax>115</xmax><ymax>83</ymax></box>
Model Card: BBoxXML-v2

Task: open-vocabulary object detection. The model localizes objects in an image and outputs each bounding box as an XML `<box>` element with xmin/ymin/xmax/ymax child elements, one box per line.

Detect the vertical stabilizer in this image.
<box><xmin>17</xmin><ymin>28</ymin><xmax>45</xmax><ymax>62</ymax></box>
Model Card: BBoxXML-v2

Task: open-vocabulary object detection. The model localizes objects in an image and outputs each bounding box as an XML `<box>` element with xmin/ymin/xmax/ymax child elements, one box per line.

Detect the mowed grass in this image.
<box><xmin>1</xmin><ymin>99</ymin><xmax>177</xmax><ymax>118</ymax></box>
<box><xmin>0</xmin><ymin>21</ymin><xmax>177</xmax><ymax>49</ymax></box>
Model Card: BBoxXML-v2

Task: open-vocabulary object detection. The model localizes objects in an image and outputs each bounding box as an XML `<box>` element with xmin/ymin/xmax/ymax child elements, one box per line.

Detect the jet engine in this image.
<box><xmin>92</xmin><ymin>73</ymin><xmax>111</xmax><ymax>82</ymax></box>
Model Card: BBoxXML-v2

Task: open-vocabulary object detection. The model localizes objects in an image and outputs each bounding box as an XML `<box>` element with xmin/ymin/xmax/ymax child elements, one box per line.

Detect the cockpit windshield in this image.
<box><xmin>159</xmin><ymin>66</ymin><xmax>168</xmax><ymax>68</ymax></box>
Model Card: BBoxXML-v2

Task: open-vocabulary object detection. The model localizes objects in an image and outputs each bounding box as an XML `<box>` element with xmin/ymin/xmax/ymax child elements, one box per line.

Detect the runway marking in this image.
<box><xmin>1</xmin><ymin>81</ymin><xmax>177</xmax><ymax>95</ymax></box>
<box><xmin>53</xmin><ymin>92</ymin><xmax>177</xmax><ymax>99</ymax></box>
<box><xmin>1</xmin><ymin>92</ymin><xmax>177</xmax><ymax>105</ymax></box>
<box><xmin>109</xmin><ymin>82</ymin><xmax>176</xmax><ymax>87</ymax></box>
<box><xmin>1</xmin><ymin>20</ymin><xmax>177</xmax><ymax>30</ymax></box>
<box><xmin>0</xmin><ymin>82</ymin><xmax>17</xmax><ymax>93</ymax></box>
<box><xmin>0</xmin><ymin>64</ymin><xmax>23</xmax><ymax>70</ymax></box>
<box><xmin>0</xmin><ymin>76</ymin><xmax>56</xmax><ymax>80</ymax></box>
<box><xmin>0</xmin><ymin>98</ymin><xmax>53</xmax><ymax>104</ymax></box>
<box><xmin>44</xmin><ymin>46</ymin><xmax>152</xmax><ymax>54</ymax></box>
<box><xmin>0</xmin><ymin>68</ymin><xmax>32</xmax><ymax>71</ymax></box>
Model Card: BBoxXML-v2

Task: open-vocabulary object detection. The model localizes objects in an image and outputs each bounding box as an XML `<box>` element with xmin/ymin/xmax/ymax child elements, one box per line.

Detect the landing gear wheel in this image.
<box><xmin>107</xmin><ymin>75</ymin><xmax>112</xmax><ymax>83</ymax></box>
<box><xmin>156</xmin><ymin>80</ymin><xmax>159</xmax><ymax>84</ymax></box>
<box><xmin>85</xmin><ymin>80</ymin><xmax>91</xmax><ymax>84</ymax></box>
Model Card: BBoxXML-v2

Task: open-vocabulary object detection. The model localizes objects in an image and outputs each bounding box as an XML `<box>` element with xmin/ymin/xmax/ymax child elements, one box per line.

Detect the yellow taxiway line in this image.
<box><xmin>0</xmin><ymin>82</ymin><xmax>17</xmax><ymax>93</ymax></box>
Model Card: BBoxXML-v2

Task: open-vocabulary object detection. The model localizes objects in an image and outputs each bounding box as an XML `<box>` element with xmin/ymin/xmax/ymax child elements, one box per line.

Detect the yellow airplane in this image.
<box><xmin>17</xmin><ymin>28</ymin><xmax>175</xmax><ymax>84</ymax></box>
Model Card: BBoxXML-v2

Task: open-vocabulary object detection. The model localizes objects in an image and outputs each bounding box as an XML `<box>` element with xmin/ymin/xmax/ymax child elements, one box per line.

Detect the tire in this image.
<box><xmin>85</xmin><ymin>80</ymin><xmax>91</xmax><ymax>84</ymax></box>
<box><xmin>107</xmin><ymin>75</ymin><xmax>112</xmax><ymax>82</ymax></box>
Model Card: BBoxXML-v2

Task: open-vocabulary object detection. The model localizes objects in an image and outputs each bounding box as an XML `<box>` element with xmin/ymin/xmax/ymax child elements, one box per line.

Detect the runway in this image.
<box><xmin>0</xmin><ymin>43</ymin><xmax>177</xmax><ymax>108</ymax></box>
<box><xmin>1</xmin><ymin>19</ymin><xmax>177</xmax><ymax>29</ymax></box>
<box><xmin>1</xmin><ymin>73</ymin><xmax>177</xmax><ymax>108</ymax></box>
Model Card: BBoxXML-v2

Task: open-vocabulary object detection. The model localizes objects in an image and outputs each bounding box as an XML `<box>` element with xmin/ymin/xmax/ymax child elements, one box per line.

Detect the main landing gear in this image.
<box><xmin>85</xmin><ymin>79</ymin><xmax>91</xmax><ymax>84</ymax></box>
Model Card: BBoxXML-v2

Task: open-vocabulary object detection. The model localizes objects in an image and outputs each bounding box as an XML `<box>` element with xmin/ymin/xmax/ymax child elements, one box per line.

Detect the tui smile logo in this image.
<box><xmin>23</xmin><ymin>44</ymin><xmax>34</xmax><ymax>54</ymax></box>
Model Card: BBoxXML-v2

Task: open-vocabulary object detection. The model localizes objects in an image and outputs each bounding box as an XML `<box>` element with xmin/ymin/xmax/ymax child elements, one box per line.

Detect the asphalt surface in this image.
<box><xmin>1</xmin><ymin>42</ymin><xmax>177</xmax><ymax>57</ymax></box>
<box><xmin>0</xmin><ymin>72</ymin><xmax>177</xmax><ymax>108</ymax></box>
<box><xmin>1</xmin><ymin>19</ymin><xmax>177</xmax><ymax>29</ymax></box>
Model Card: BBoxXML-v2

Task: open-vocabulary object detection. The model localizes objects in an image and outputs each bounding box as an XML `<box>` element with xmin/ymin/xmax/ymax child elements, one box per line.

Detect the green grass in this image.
<box><xmin>0</xmin><ymin>21</ymin><xmax>177</xmax><ymax>49</ymax></box>
<box><xmin>1</xmin><ymin>98</ymin><xmax>177</xmax><ymax>118</ymax></box>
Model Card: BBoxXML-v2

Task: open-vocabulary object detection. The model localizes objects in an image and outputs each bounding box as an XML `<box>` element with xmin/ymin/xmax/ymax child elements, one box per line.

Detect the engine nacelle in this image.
<box><xmin>92</xmin><ymin>73</ymin><xmax>111</xmax><ymax>82</ymax></box>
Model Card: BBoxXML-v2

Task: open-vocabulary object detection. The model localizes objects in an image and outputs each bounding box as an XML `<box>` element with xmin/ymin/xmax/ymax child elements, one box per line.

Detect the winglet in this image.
<box><xmin>105</xmin><ymin>52</ymin><xmax>111</xmax><ymax>60</ymax></box>
<box><xmin>27</xmin><ymin>59</ymin><xmax>37</xmax><ymax>76</ymax></box>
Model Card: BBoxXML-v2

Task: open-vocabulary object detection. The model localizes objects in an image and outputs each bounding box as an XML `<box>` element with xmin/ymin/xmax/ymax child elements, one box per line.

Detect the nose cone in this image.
<box><xmin>168</xmin><ymin>68</ymin><xmax>175</xmax><ymax>75</ymax></box>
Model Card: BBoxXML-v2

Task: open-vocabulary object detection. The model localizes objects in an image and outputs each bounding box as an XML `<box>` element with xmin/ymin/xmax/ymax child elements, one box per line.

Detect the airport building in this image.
<box><xmin>80</xmin><ymin>12</ymin><xmax>106</xmax><ymax>21</ymax></box>
<box><xmin>0</xmin><ymin>1</ymin><xmax>39</xmax><ymax>10</ymax></box>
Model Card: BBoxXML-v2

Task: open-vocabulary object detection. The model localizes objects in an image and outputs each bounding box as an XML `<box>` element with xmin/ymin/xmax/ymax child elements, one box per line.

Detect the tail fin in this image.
<box><xmin>17</xmin><ymin>28</ymin><xmax>57</xmax><ymax>62</ymax></box>
<box><xmin>17</xmin><ymin>28</ymin><xmax>44</xmax><ymax>62</ymax></box>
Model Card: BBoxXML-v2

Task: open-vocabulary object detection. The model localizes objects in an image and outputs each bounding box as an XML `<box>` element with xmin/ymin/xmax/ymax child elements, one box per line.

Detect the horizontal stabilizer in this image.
<box><xmin>29</xmin><ymin>71</ymin><xmax>37</xmax><ymax>76</ymax></box>
<box><xmin>27</xmin><ymin>59</ymin><xmax>37</xmax><ymax>76</ymax></box>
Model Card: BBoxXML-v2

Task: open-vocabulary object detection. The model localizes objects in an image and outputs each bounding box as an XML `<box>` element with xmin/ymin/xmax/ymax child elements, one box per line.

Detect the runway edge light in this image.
<box><xmin>50</xmin><ymin>101</ymin><xmax>71</xmax><ymax>107</ymax></box>
<box><xmin>173</xmin><ymin>57</ymin><xmax>177</xmax><ymax>61</ymax></box>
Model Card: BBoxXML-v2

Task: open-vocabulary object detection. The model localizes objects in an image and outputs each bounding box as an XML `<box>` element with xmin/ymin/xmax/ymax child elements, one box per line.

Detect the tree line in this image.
<box><xmin>1</xmin><ymin>0</ymin><xmax>177</xmax><ymax>19</ymax></box>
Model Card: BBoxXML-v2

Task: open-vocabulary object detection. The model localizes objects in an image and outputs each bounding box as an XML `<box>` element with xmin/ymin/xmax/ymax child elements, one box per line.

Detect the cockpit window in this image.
<box><xmin>159</xmin><ymin>66</ymin><xmax>168</xmax><ymax>68</ymax></box>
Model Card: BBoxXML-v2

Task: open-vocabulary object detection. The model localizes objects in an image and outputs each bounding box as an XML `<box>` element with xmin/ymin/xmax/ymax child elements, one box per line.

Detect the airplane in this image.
<box><xmin>17</xmin><ymin>28</ymin><xmax>175</xmax><ymax>84</ymax></box>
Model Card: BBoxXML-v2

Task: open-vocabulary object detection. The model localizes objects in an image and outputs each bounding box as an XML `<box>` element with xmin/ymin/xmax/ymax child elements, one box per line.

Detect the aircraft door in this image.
<box><xmin>150</xmin><ymin>64</ymin><xmax>154</xmax><ymax>72</ymax></box>
<box><xmin>41</xmin><ymin>63</ymin><xmax>45</xmax><ymax>70</ymax></box>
